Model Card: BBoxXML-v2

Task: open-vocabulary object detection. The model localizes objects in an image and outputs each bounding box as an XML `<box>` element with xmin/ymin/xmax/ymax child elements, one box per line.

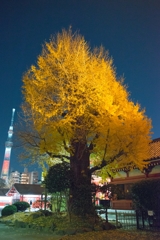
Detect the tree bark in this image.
<box><xmin>69</xmin><ymin>140</ymin><xmax>94</xmax><ymax>215</ymax></box>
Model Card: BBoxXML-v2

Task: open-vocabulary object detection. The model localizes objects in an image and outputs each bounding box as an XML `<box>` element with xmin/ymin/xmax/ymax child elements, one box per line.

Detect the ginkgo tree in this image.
<box><xmin>20</xmin><ymin>29</ymin><xmax>152</xmax><ymax>215</ymax></box>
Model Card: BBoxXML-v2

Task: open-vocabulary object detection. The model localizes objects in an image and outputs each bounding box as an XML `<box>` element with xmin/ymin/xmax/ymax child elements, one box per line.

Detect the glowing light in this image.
<box><xmin>2</xmin><ymin>160</ymin><xmax>10</xmax><ymax>175</ymax></box>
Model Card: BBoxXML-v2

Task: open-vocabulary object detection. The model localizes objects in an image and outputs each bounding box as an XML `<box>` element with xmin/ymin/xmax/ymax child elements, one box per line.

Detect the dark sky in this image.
<box><xmin>0</xmin><ymin>0</ymin><xmax>160</xmax><ymax>174</ymax></box>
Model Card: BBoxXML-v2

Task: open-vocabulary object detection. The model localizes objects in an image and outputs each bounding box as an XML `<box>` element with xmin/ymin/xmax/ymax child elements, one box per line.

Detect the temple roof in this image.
<box><xmin>0</xmin><ymin>188</ymin><xmax>9</xmax><ymax>196</ymax></box>
<box><xmin>11</xmin><ymin>184</ymin><xmax>45</xmax><ymax>195</ymax></box>
<box><xmin>149</xmin><ymin>138</ymin><xmax>160</xmax><ymax>160</ymax></box>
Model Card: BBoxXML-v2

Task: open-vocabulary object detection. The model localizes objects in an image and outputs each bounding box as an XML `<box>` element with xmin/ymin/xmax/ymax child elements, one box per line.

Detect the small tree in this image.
<box><xmin>131</xmin><ymin>179</ymin><xmax>160</xmax><ymax>212</ymax></box>
<box><xmin>44</xmin><ymin>162</ymin><xmax>71</xmax><ymax>214</ymax></box>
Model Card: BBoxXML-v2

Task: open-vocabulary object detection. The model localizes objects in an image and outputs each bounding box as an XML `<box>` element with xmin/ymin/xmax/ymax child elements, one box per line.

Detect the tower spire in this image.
<box><xmin>10</xmin><ymin>108</ymin><xmax>15</xmax><ymax>127</ymax></box>
<box><xmin>1</xmin><ymin>108</ymin><xmax>15</xmax><ymax>183</ymax></box>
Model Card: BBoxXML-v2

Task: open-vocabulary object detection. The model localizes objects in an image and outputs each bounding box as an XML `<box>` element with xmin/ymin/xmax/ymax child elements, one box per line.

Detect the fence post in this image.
<box><xmin>115</xmin><ymin>210</ymin><xmax>118</xmax><ymax>227</ymax></box>
<box><xmin>136</xmin><ymin>210</ymin><xmax>140</xmax><ymax>229</ymax></box>
<box><xmin>142</xmin><ymin>210</ymin><xmax>145</xmax><ymax>228</ymax></box>
<box><xmin>105</xmin><ymin>208</ymin><xmax>108</xmax><ymax>223</ymax></box>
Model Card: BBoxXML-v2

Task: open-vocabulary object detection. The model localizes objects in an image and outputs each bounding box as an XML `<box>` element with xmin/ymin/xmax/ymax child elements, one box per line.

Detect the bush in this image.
<box><xmin>13</xmin><ymin>201</ymin><xmax>30</xmax><ymax>212</ymax></box>
<box><xmin>131</xmin><ymin>179</ymin><xmax>160</xmax><ymax>212</ymax></box>
<box><xmin>1</xmin><ymin>205</ymin><xmax>17</xmax><ymax>216</ymax></box>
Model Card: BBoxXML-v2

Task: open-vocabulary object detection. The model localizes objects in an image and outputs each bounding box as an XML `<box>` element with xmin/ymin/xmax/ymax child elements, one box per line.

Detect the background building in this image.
<box><xmin>9</xmin><ymin>171</ymin><xmax>21</xmax><ymax>185</ymax></box>
<box><xmin>20</xmin><ymin>168</ymin><xmax>38</xmax><ymax>185</ymax></box>
<box><xmin>8</xmin><ymin>169</ymin><xmax>39</xmax><ymax>186</ymax></box>
<box><xmin>20</xmin><ymin>168</ymin><xmax>30</xmax><ymax>184</ymax></box>
<box><xmin>29</xmin><ymin>171</ymin><xmax>38</xmax><ymax>184</ymax></box>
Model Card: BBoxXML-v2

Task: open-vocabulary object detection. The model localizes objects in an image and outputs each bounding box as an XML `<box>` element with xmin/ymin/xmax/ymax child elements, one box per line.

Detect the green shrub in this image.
<box><xmin>13</xmin><ymin>201</ymin><xmax>30</xmax><ymax>212</ymax></box>
<box><xmin>131</xmin><ymin>179</ymin><xmax>160</xmax><ymax>212</ymax></box>
<box><xmin>1</xmin><ymin>205</ymin><xmax>17</xmax><ymax>216</ymax></box>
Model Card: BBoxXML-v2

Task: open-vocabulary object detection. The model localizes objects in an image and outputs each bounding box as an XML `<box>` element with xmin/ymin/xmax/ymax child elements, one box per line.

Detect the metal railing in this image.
<box><xmin>136</xmin><ymin>210</ymin><xmax>160</xmax><ymax>231</ymax></box>
<box><xmin>98</xmin><ymin>208</ymin><xmax>160</xmax><ymax>231</ymax></box>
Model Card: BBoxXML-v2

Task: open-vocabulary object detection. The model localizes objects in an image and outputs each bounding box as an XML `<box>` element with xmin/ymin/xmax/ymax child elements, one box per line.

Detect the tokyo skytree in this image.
<box><xmin>1</xmin><ymin>108</ymin><xmax>15</xmax><ymax>183</ymax></box>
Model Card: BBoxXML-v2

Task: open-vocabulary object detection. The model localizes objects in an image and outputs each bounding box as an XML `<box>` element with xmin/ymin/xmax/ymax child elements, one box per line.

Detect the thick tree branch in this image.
<box><xmin>46</xmin><ymin>151</ymin><xmax>71</xmax><ymax>160</ymax></box>
<box><xmin>63</xmin><ymin>139</ymin><xmax>70</xmax><ymax>152</ymax></box>
<box><xmin>89</xmin><ymin>149</ymin><xmax>125</xmax><ymax>174</ymax></box>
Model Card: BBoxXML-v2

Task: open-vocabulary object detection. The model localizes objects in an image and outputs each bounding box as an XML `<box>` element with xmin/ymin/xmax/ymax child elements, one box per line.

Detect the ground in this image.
<box><xmin>0</xmin><ymin>223</ymin><xmax>60</xmax><ymax>240</ymax></box>
<box><xmin>0</xmin><ymin>211</ymin><xmax>160</xmax><ymax>240</ymax></box>
<box><xmin>0</xmin><ymin>223</ymin><xmax>160</xmax><ymax>240</ymax></box>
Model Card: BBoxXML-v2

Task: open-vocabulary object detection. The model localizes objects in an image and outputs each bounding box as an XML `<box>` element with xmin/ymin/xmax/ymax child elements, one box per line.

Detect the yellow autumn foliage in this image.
<box><xmin>21</xmin><ymin>29</ymin><xmax>152</xmax><ymax>178</ymax></box>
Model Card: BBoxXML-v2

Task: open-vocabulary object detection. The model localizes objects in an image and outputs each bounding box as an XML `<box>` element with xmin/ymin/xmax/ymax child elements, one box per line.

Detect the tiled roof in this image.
<box><xmin>0</xmin><ymin>188</ymin><xmax>9</xmax><ymax>196</ymax></box>
<box><xmin>14</xmin><ymin>184</ymin><xmax>45</xmax><ymax>195</ymax></box>
<box><xmin>149</xmin><ymin>138</ymin><xmax>160</xmax><ymax>160</ymax></box>
<box><xmin>113</xmin><ymin>138</ymin><xmax>160</xmax><ymax>172</ymax></box>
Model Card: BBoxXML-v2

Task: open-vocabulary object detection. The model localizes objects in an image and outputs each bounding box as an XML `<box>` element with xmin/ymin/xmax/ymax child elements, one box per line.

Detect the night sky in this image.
<box><xmin>0</xmin><ymin>0</ymin><xmax>160</xmax><ymax>175</ymax></box>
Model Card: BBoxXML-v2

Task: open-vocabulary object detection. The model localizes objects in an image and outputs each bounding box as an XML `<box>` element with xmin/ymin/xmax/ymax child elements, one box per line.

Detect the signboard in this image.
<box><xmin>148</xmin><ymin>210</ymin><xmax>154</xmax><ymax>216</ymax></box>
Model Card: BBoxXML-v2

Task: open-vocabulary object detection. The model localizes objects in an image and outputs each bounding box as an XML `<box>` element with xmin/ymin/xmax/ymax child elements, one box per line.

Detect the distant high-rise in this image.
<box><xmin>1</xmin><ymin>108</ymin><xmax>15</xmax><ymax>183</ymax></box>
<box><xmin>9</xmin><ymin>171</ymin><xmax>21</xmax><ymax>185</ymax></box>
<box><xmin>20</xmin><ymin>168</ymin><xmax>39</xmax><ymax>184</ymax></box>
<box><xmin>29</xmin><ymin>171</ymin><xmax>38</xmax><ymax>184</ymax></box>
<box><xmin>21</xmin><ymin>168</ymin><xmax>30</xmax><ymax>184</ymax></box>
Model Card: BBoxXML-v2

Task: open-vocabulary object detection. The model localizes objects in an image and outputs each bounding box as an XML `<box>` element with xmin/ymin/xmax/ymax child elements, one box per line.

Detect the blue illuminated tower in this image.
<box><xmin>1</xmin><ymin>108</ymin><xmax>15</xmax><ymax>183</ymax></box>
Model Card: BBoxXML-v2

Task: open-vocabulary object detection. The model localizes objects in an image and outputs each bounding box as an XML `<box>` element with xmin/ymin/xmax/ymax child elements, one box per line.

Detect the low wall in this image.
<box><xmin>0</xmin><ymin>196</ymin><xmax>12</xmax><ymax>207</ymax></box>
<box><xmin>111</xmin><ymin>200</ymin><xmax>133</xmax><ymax>210</ymax></box>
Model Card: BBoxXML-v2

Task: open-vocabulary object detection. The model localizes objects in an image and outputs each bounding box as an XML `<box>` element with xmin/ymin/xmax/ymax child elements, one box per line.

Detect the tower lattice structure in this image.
<box><xmin>1</xmin><ymin>108</ymin><xmax>15</xmax><ymax>183</ymax></box>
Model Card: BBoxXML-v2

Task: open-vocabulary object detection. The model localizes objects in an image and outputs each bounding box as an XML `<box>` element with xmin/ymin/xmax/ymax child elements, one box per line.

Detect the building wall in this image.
<box><xmin>20</xmin><ymin>194</ymin><xmax>41</xmax><ymax>204</ymax></box>
<box><xmin>21</xmin><ymin>172</ymin><xmax>30</xmax><ymax>184</ymax></box>
<box><xmin>128</xmin><ymin>169</ymin><xmax>144</xmax><ymax>177</ymax></box>
<box><xmin>29</xmin><ymin>171</ymin><xmax>38</xmax><ymax>184</ymax></box>
<box><xmin>0</xmin><ymin>196</ymin><xmax>12</xmax><ymax>207</ymax></box>
<box><xmin>113</xmin><ymin>171</ymin><xmax>127</xmax><ymax>179</ymax></box>
<box><xmin>9</xmin><ymin>171</ymin><xmax>21</xmax><ymax>185</ymax></box>
<box><xmin>150</xmin><ymin>165</ymin><xmax>160</xmax><ymax>174</ymax></box>
<box><xmin>20</xmin><ymin>169</ymin><xmax>38</xmax><ymax>184</ymax></box>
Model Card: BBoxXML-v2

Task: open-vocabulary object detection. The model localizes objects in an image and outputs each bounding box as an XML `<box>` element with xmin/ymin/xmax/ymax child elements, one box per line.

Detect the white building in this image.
<box><xmin>20</xmin><ymin>168</ymin><xmax>30</xmax><ymax>184</ymax></box>
<box><xmin>20</xmin><ymin>168</ymin><xmax>38</xmax><ymax>184</ymax></box>
<box><xmin>9</xmin><ymin>171</ymin><xmax>21</xmax><ymax>185</ymax></box>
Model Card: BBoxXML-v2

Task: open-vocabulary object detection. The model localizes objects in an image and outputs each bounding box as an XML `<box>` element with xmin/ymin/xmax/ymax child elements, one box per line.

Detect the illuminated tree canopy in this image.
<box><xmin>20</xmin><ymin>29</ymin><xmax>152</xmax><ymax>214</ymax></box>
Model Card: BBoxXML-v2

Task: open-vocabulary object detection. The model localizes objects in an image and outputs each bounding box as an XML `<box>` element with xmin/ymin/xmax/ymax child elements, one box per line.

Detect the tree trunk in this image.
<box><xmin>69</xmin><ymin>140</ymin><xmax>94</xmax><ymax>216</ymax></box>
